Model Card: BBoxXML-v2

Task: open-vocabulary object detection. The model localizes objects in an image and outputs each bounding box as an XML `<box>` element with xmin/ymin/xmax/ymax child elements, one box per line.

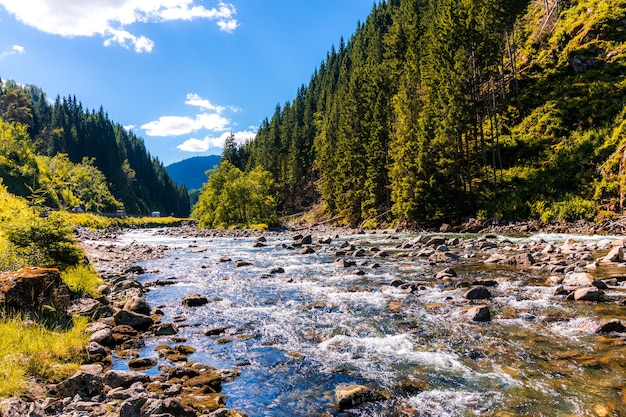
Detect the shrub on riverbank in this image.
<box><xmin>61</xmin><ymin>265</ymin><xmax>103</xmax><ymax>297</ymax></box>
<box><xmin>0</xmin><ymin>316</ymin><xmax>89</xmax><ymax>398</ymax></box>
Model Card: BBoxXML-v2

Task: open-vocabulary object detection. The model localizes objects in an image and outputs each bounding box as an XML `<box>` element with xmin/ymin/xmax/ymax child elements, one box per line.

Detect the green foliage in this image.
<box><xmin>61</xmin><ymin>265</ymin><xmax>103</xmax><ymax>297</ymax></box>
<box><xmin>0</xmin><ymin>316</ymin><xmax>88</xmax><ymax>397</ymax></box>
<box><xmin>532</xmin><ymin>196</ymin><xmax>597</xmax><ymax>222</ymax></box>
<box><xmin>37</xmin><ymin>154</ymin><xmax>122</xmax><ymax>212</ymax></box>
<box><xmin>0</xmin><ymin>84</ymin><xmax>190</xmax><ymax>217</ymax></box>
<box><xmin>3</xmin><ymin>214</ymin><xmax>85</xmax><ymax>270</ymax></box>
<box><xmin>233</xmin><ymin>0</ymin><xmax>626</xmax><ymax>225</ymax></box>
<box><xmin>192</xmin><ymin>161</ymin><xmax>278</xmax><ymax>228</ymax></box>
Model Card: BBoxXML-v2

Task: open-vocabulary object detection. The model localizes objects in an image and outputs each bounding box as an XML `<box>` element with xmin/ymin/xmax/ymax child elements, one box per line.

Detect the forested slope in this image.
<box><xmin>237</xmin><ymin>0</ymin><xmax>626</xmax><ymax>227</ymax></box>
<box><xmin>0</xmin><ymin>81</ymin><xmax>190</xmax><ymax>216</ymax></box>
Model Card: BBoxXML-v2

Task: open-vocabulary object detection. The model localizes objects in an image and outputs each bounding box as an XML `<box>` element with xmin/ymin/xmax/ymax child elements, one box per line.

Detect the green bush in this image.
<box><xmin>532</xmin><ymin>196</ymin><xmax>597</xmax><ymax>222</ymax></box>
<box><xmin>4</xmin><ymin>213</ymin><xmax>85</xmax><ymax>270</ymax></box>
<box><xmin>61</xmin><ymin>265</ymin><xmax>103</xmax><ymax>297</ymax></box>
<box><xmin>192</xmin><ymin>161</ymin><xmax>278</xmax><ymax>229</ymax></box>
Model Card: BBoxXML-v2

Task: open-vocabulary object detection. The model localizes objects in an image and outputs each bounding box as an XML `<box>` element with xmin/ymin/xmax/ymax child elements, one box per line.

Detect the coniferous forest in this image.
<box><xmin>230</xmin><ymin>0</ymin><xmax>626</xmax><ymax>228</ymax></box>
<box><xmin>0</xmin><ymin>81</ymin><xmax>190</xmax><ymax>217</ymax></box>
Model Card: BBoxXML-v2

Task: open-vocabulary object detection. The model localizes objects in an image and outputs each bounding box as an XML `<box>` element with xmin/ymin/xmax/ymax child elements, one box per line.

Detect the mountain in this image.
<box><xmin>166</xmin><ymin>155</ymin><xmax>221</xmax><ymax>191</ymax></box>
<box><xmin>235</xmin><ymin>0</ymin><xmax>626</xmax><ymax>227</ymax></box>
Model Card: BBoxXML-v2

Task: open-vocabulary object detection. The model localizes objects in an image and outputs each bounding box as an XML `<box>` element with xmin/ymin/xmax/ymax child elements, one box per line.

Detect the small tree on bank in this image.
<box><xmin>191</xmin><ymin>161</ymin><xmax>278</xmax><ymax>228</ymax></box>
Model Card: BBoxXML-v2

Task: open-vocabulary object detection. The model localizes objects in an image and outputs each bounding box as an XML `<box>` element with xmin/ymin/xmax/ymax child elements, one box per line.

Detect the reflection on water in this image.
<box><xmin>112</xmin><ymin>230</ymin><xmax>626</xmax><ymax>416</ymax></box>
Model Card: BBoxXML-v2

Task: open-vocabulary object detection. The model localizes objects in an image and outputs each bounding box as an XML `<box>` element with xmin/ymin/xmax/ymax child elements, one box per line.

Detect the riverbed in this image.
<box><xmin>90</xmin><ymin>228</ymin><xmax>626</xmax><ymax>416</ymax></box>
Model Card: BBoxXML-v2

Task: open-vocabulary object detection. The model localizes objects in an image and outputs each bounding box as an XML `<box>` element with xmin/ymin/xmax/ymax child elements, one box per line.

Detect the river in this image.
<box><xmin>107</xmin><ymin>229</ymin><xmax>626</xmax><ymax>416</ymax></box>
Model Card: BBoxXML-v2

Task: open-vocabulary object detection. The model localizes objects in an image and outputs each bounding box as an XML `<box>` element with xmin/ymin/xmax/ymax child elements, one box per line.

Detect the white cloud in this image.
<box><xmin>0</xmin><ymin>0</ymin><xmax>238</xmax><ymax>53</ymax></box>
<box><xmin>185</xmin><ymin>93</ymin><xmax>225</xmax><ymax>113</ymax></box>
<box><xmin>177</xmin><ymin>130</ymin><xmax>256</xmax><ymax>153</ymax></box>
<box><xmin>142</xmin><ymin>93</ymin><xmax>234</xmax><ymax>136</ymax></box>
<box><xmin>104</xmin><ymin>29</ymin><xmax>155</xmax><ymax>53</ymax></box>
<box><xmin>141</xmin><ymin>113</ymin><xmax>229</xmax><ymax>136</ymax></box>
<box><xmin>0</xmin><ymin>44</ymin><xmax>25</xmax><ymax>59</ymax></box>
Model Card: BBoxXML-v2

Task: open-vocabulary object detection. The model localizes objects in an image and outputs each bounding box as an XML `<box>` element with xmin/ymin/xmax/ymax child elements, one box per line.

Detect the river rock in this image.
<box><xmin>0</xmin><ymin>397</ymin><xmax>44</xmax><ymax>417</ymax></box>
<box><xmin>562</xmin><ymin>272</ymin><xmax>594</xmax><ymax>287</ymax></box>
<box><xmin>235</xmin><ymin>260</ymin><xmax>253</xmax><ymax>267</ymax></box>
<box><xmin>53</xmin><ymin>366</ymin><xmax>104</xmax><ymax>399</ymax></box>
<box><xmin>114</xmin><ymin>309</ymin><xmax>154</xmax><ymax>331</ymax></box>
<box><xmin>593</xmin><ymin>319</ymin><xmax>626</xmax><ymax>334</ymax></box>
<box><xmin>603</xmin><ymin>246</ymin><xmax>624</xmax><ymax>262</ymax></box>
<box><xmin>140</xmin><ymin>398</ymin><xmax>196</xmax><ymax>417</ymax></box>
<box><xmin>123</xmin><ymin>296</ymin><xmax>152</xmax><ymax>316</ymax></box>
<box><xmin>112</xmin><ymin>279</ymin><xmax>143</xmax><ymax>293</ymax></box>
<box><xmin>103</xmin><ymin>370</ymin><xmax>151</xmax><ymax>389</ymax></box>
<box><xmin>435</xmin><ymin>267</ymin><xmax>457</xmax><ymax>279</ymax></box>
<box><xmin>336</xmin><ymin>259</ymin><xmax>356</xmax><ymax>268</ymax></box>
<box><xmin>89</xmin><ymin>327</ymin><xmax>113</xmax><ymax>346</ymax></box>
<box><xmin>467</xmin><ymin>305</ymin><xmax>491</xmax><ymax>322</ymax></box>
<box><xmin>465</xmin><ymin>286</ymin><xmax>491</xmax><ymax>300</ymax></box>
<box><xmin>125</xmin><ymin>265</ymin><xmax>146</xmax><ymax>275</ymax></box>
<box><xmin>128</xmin><ymin>357</ymin><xmax>158</xmax><ymax>370</ymax></box>
<box><xmin>0</xmin><ymin>267</ymin><xmax>70</xmax><ymax>313</ymax></box>
<box><xmin>335</xmin><ymin>383</ymin><xmax>384</xmax><ymax>410</ymax></box>
<box><xmin>106</xmin><ymin>381</ymin><xmax>146</xmax><ymax>400</ymax></box>
<box><xmin>184</xmin><ymin>368</ymin><xmax>223</xmax><ymax>393</ymax></box>
<box><xmin>85</xmin><ymin>341</ymin><xmax>110</xmax><ymax>363</ymax></box>
<box><xmin>301</xmin><ymin>246</ymin><xmax>315</xmax><ymax>254</ymax></box>
<box><xmin>182</xmin><ymin>293</ymin><xmax>209</xmax><ymax>307</ymax></box>
<box><xmin>504</xmin><ymin>253</ymin><xmax>536</xmax><ymax>267</ymax></box>
<box><xmin>153</xmin><ymin>322</ymin><xmax>179</xmax><ymax>336</ymax></box>
<box><xmin>573</xmin><ymin>287</ymin><xmax>602</xmax><ymax>301</ymax></box>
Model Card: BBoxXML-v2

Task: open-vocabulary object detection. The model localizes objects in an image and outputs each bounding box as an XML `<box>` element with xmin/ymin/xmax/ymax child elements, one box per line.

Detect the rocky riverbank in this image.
<box><xmin>2</xmin><ymin>220</ymin><xmax>626</xmax><ymax>416</ymax></box>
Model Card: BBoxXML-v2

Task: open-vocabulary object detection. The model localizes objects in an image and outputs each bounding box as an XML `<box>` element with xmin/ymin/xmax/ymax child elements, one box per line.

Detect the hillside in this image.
<box><xmin>234</xmin><ymin>0</ymin><xmax>626</xmax><ymax>227</ymax></box>
<box><xmin>0</xmin><ymin>81</ymin><xmax>190</xmax><ymax>216</ymax></box>
<box><xmin>166</xmin><ymin>155</ymin><xmax>221</xmax><ymax>191</ymax></box>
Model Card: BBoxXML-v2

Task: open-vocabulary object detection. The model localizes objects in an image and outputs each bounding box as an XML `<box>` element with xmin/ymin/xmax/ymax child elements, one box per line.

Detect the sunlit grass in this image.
<box><xmin>61</xmin><ymin>265</ymin><xmax>103</xmax><ymax>297</ymax></box>
<box><xmin>0</xmin><ymin>316</ymin><xmax>89</xmax><ymax>398</ymax></box>
<box><xmin>58</xmin><ymin>211</ymin><xmax>189</xmax><ymax>229</ymax></box>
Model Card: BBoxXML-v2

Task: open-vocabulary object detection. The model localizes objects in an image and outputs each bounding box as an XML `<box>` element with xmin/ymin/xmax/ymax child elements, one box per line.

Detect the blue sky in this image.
<box><xmin>0</xmin><ymin>0</ymin><xmax>375</xmax><ymax>165</ymax></box>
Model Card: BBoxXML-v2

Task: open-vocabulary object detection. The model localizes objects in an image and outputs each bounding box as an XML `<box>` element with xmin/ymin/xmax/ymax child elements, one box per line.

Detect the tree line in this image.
<box><xmin>229</xmin><ymin>0</ymin><xmax>626</xmax><ymax>227</ymax></box>
<box><xmin>0</xmin><ymin>80</ymin><xmax>190</xmax><ymax>216</ymax></box>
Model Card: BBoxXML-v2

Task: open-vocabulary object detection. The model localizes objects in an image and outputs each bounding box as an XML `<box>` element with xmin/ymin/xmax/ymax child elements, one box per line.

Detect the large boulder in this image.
<box><xmin>0</xmin><ymin>267</ymin><xmax>70</xmax><ymax>312</ymax></box>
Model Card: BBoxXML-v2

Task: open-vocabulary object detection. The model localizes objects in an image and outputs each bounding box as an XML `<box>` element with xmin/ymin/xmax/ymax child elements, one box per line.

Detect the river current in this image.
<box><xmin>108</xmin><ymin>230</ymin><xmax>626</xmax><ymax>416</ymax></box>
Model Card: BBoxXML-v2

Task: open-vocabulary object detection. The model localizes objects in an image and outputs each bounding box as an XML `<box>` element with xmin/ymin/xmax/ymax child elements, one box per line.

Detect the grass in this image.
<box><xmin>59</xmin><ymin>211</ymin><xmax>188</xmax><ymax>229</ymax></box>
<box><xmin>61</xmin><ymin>265</ymin><xmax>103</xmax><ymax>297</ymax></box>
<box><xmin>0</xmin><ymin>316</ymin><xmax>89</xmax><ymax>398</ymax></box>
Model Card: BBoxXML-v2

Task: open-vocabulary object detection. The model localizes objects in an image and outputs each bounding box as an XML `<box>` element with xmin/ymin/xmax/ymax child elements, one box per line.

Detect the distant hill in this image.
<box><xmin>166</xmin><ymin>155</ymin><xmax>221</xmax><ymax>190</ymax></box>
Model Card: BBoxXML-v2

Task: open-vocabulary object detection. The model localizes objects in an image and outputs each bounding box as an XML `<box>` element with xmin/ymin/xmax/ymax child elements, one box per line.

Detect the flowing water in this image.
<box><xmin>109</xmin><ymin>230</ymin><xmax>626</xmax><ymax>416</ymax></box>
